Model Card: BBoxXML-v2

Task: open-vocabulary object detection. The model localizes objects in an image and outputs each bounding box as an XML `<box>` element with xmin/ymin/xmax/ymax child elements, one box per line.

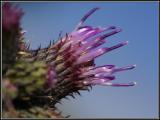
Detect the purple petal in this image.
<box><xmin>86</xmin><ymin>39</ymin><xmax>106</xmax><ymax>51</ymax></box>
<box><xmin>74</xmin><ymin>38</ymin><xmax>105</xmax><ymax>56</ymax></box>
<box><xmin>70</xmin><ymin>26</ymin><xmax>118</xmax><ymax>51</ymax></box>
<box><xmin>83</xmin><ymin>77</ymin><xmax>114</xmax><ymax>85</ymax></box>
<box><xmin>94</xmin><ymin>72</ymin><xmax>113</xmax><ymax>78</ymax></box>
<box><xmin>81</xmin><ymin>65</ymin><xmax>114</xmax><ymax>76</ymax></box>
<box><xmin>104</xmin><ymin>41</ymin><xmax>128</xmax><ymax>52</ymax></box>
<box><xmin>76</xmin><ymin>26</ymin><xmax>93</xmax><ymax>34</ymax></box>
<box><xmin>77</xmin><ymin>26</ymin><xmax>93</xmax><ymax>31</ymax></box>
<box><xmin>82</xmin><ymin>29</ymin><xmax>101</xmax><ymax>40</ymax></box>
<box><xmin>92</xmin><ymin>65</ymin><xmax>115</xmax><ymax>70</ymax></box>
<box><xmin>102</xmin><ymin>82</ymin><xmax>137</xmax><ymax>87</ymax></box>
<box><xmin>76</xmin><ymin>48</ymin><xmax>106</xmax><ymax>64</ymax></box>
<box><xmin>113</xmin><ymin>65</ymin><xmax>136</xmax><ymax>73</ymax></box>
<box><xmin>66</xmin><ymin>28</ymin><xmax>98</xmax><ymax>47</ymax></box>
<box><xmin>89</xmin><ymin>78</ymin><xmax>113</xmax><ymax>85</ymax></box>
<box><xmin>100</xmin><ymin>28</ymin><xmax>122</xmax><ymax>39</ymax></box>
<box><xmin>94</xmin><ymin>75</ymin><xmax>115</xmax><ymax>80</ymax></box>
<box><xmin>82</xmin><ymin>26</ymin><xmax>118</xmax><ymax>41</ymax></box>
<box><xmin>76</xmin><ymin>41</ymin><xmax>128</xmax><ymax>64</ymax></box>
<box><xmin>75</xmin><ymin>7</ymin><xmax>100</xmax><ymax>29</ymax></box>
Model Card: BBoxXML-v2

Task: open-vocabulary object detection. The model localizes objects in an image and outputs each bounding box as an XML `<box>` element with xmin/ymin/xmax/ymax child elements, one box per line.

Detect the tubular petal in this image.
<box><xmin>75</xmin><ymin>7</ymin><xmax>100</xmax><ymax>29</ymax></box>
<box><xmin>77</xmin><ymin>26</ymin><xmax>93</xmax><ymax>33</ymax></box>
<box><xmin>74</xmin><ymin>38</ymin><xmax>105</xmax><ymax>56</ymax></box>
<box><xmin>92</xmin><ymin>65</ymin><xmax>115</xmax><ymax>70</ymax></box>
<box><xmin>102</xmin><ymin>82</ymin><xmax>136</xmax><ymax>86</ymax></box>
<box><xmin>76</xmin><ymin>48</ymin><xmax>106</xmax><ymax>64</ymax></box>
<box><xmin>113</xmin><ymin>65</ymin><xmax>136</xmax><ymax>73</ymax></box>
<box><xmin>81</xmin><ymin>66</ymin><xmax>114</xmax><ymax>77</ymax></box>
<box><xmin>76</xmin><ymin>41</ymin><xmax>128</xmax><ymax>64</ymax></box>
<box><xmin>100</xmin><ymin>28</ymin><xmax>122</xmax><ymax>40</ymax></box>
<box><xmin>104</xmin><ymin>41</ymin><xmax>128</xmax><ymax>52</ymax></box>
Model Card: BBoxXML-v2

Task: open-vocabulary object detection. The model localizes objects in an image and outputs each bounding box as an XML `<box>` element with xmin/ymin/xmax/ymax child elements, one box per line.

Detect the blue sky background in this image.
<box><xmin>13</xmin><ymin>2</ymin><xmax>158</xmax><ymax>118</ymax></box>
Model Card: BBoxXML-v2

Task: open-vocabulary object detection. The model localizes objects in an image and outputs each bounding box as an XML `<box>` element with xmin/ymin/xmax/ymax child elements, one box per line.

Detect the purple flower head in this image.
<box><xmin>2</xmin><ymin>2</ymin><xmax>24</xmax><ymax>31</ymax></box>
<box><xmin>49</xmin><ymin>7</ymin><xmax>136</xmax><ymax>90</ymax></box>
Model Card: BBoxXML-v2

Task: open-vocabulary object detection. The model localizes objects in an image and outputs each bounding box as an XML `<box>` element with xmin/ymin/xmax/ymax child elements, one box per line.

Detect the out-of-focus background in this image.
<box><xmin>13</xmin><ymin>2</ymin><xmax>158</xmax><ymax>118</ymax></box>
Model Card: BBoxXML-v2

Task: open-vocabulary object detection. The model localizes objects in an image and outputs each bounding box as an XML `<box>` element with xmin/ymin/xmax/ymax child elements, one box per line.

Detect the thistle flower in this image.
<box><xmin>2</xmin><ymin>2</ymin><xmax>23</xmax><ymax>31</ymax></box>
<box><xmin>3</xmin><ymin>5</ymin><xmax>137</xmax><ymax>118</ymax></box>
<box><xmin>19</xmin><ymin>8</ymin><xmax>136</xmax><ymax>104</ymax></box>
<box><xmin>2</xmin><ymin>2</ymin><xmax>24</xmax><ymax>74</ymax></box>
<box><xmin>44</xmin><ymin>8</ymin><xmax>136</xmax><ymax>89</ymax></box>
